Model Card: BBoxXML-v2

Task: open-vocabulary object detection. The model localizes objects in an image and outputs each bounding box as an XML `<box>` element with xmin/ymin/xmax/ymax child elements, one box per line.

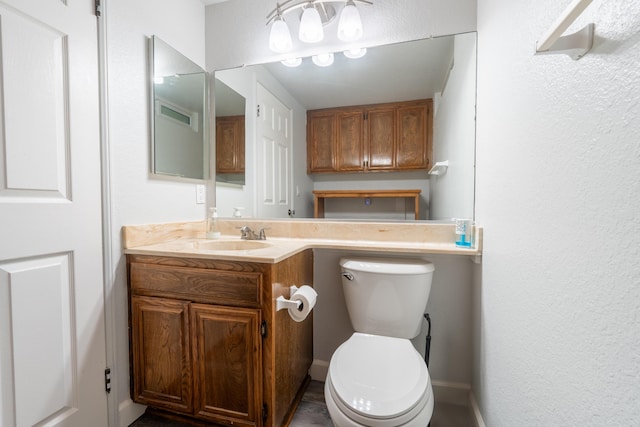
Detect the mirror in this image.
<box><xmin>214</xmin><ymin>78</ymin><xmax>246</xmax><ymax>186</ymax></box>
<box><xmin>150</xmin><ymin>36</ymin><xmax>208</xmax><ymax>181</ymax></box>
<box><xmin>215</xmin><ymin>32</ymin><xmax>476</xmax><ymax>220</ymax></box>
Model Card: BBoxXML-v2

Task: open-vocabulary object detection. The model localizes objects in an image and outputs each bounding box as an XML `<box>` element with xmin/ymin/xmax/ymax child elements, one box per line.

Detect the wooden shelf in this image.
<box><xmin>313</xmin><ymin>189</ymin><xmax>421</xmax><ymax>219</ymax></box>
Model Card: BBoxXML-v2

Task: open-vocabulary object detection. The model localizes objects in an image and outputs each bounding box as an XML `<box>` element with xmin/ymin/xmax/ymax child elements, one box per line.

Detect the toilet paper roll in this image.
<box><xmin>288</xmin><ymin>285</ymin><xmax>317</xmax><ymax>322</ymax></box>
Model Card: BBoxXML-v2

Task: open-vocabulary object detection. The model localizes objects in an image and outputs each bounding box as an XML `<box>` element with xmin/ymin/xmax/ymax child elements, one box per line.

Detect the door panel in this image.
<box><xmin>307</xmin><ymin>112</ymin><xmax>336</xmax><ymax>172</ymax></box>
<box><xmin>192</xmin><ymin>304</ymin><xmax>261</xmax><ymax>427</ymax></box>
<box><xmin>396</xmin><ymin>104</ymin><xmax>428</xmax><ymax>169</ymax></box>
<box><xmin>367</xmin><ymin>107</ymin><xmax>396</xmax><ymax>170</ymax></box>
<box><xmin>337</xmin><ymin>112</ymin><xmax>364</xmax><ymax>171</ymax></box>
<box><xmin>0</xmin><ymin>255</ymin><xmax>76</xmax><ymax>426</ymax></box>
<box><xmin>256</xmin><ymin>84</ymin><xmax>292</xmax><ymax>218</ymax></box>
<box><xmin>0</xmin><ymin>0</ymin><xmax>107</xmax><ymax>425</ymax></box>
<box><xmin>131</xmin><ymin>296</ymin><xmax>193</xmax><ymax>414</ymax></box>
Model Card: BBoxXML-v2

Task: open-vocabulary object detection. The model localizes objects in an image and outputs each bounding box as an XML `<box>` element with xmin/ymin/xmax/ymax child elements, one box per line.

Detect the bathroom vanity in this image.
<box><xmin>127</xmin><ymin>250</ymin><xmax>313</xmax><ymax>427</ymax></box>
<box><xmin>124</xmin><ymin>219</ymin><xmax>482</xmax><ymax>426</ymax></box>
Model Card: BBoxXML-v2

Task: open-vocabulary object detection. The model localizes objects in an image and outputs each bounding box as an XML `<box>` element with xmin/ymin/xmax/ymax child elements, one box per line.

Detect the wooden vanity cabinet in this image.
<box><xmin>307</xmin><ymin>99</ymin><xmax>432</xmax><ymax>173</ymax></box>
<box><xmin>216</xmin><ymin>115</ymin><xmax>245</xmax><ymax>174</ymax></box>
<box><xmin>127</xmin><ymin>250</ymin><xmax>313</xmax><ymax>427</ymax></box>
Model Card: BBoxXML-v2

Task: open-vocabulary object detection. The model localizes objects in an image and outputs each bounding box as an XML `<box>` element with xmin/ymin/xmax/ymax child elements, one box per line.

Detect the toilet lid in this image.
<box><xmin>329</xmin><ymin>333</ymin><xmax>429</xmax><ymax>419</ymax></box>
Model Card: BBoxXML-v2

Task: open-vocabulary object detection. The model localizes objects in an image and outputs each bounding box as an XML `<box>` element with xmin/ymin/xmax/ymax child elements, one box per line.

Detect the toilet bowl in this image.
<box><xmin>325</xmin><ymin>333</ymin><xmax>434</xmax><ymax>426</ymax></box>
<box><xmin>325</xmin><ymin>257</ymin><xmax>435</xmax><ymax>427</ymax></box>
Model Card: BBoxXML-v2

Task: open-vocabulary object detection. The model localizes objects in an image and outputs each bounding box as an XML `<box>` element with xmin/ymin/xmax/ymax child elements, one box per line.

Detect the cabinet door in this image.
<box><xmin>191</xmin><ymin>304</ymin><xmax>262</xmax><ymax>427</ymax></box>
<box><xmin>307</xmin><ymin>111</ymin><xmax>336</xmax><ymax>172</ymax></box>
<box><xmin>216</xmin><ymin>116</ymin><xmax>245</xmax><ymax>173</ymax></box>
<box><xmin>130</xmin><ymin>296</ymin><xmax>193</xmax><ymax>413</ymax></box>
<box><xmin>366</xmin><ymin>107</ymin><xmax>396</xmax><ymax>170</ymax></box>
<box><xmin>237</xmin><ymin>118</ymin><xmax>246</xmax><ymax>173</ymax></box>
<box><xmin>337</xmin><ymin>111</ymin><xmax>364</xmax><ymax>171</ymax></box>
<box><xmin>396</xmin><ymin>102</ymin><xmax>429</xmax><ymax>169</ymax></box>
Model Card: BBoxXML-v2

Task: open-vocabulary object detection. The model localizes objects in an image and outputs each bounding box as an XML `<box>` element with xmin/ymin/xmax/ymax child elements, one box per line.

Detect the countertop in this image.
<box><xmin>123</xmin><ymin>219</ymin><xmax>482</xmax><ymax>264</ymax></box>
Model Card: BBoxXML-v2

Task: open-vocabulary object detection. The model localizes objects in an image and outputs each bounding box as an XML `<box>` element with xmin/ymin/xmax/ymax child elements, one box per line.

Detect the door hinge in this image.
<box><xmin>260</xmin><ymin>320</ymin><xmax>267</xmax><ymax>338</ymax></box>
<box><xmin>262</xmin><ymin>403</ymin><xmax>268</xmax><ymax>421</ymax></box>
<box><xmin>104</xmin><ymin>368</ymin><xmax>111</xmax><ymax>394</ymax></box>
<box><xmin>94</xmin><ymin>0</ymin><xmax>102</xmax><ymax>17</ymax></box>
<box><xmin>257</xmin><ymin>105</ymin><xmax>261</xmax><ymax>117</ymax></box>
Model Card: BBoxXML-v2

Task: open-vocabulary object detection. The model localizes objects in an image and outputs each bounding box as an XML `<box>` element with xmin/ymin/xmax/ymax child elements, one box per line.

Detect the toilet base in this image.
<box><xmin>324</xmin><ymin>374</ymin><xmax>433</xmax><ymax>427</ymax></box>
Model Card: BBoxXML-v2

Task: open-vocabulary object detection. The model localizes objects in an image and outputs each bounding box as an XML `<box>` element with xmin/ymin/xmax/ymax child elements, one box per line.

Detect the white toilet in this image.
<box><xmin>325</xmin><ymin>257</ymin><xmax>435</xmax><ymax>427</ymax></box>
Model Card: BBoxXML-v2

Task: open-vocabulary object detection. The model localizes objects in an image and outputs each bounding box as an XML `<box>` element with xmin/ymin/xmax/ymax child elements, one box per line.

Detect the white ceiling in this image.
<box><xmin>261</xmin><ymin>36</ymin><xmax>455</xmax><ymax>110</ymax></box>
<box><xmin>201</xmin><ymin>0</ymin><xmax>230</xmax><ymax>5</ymax></box>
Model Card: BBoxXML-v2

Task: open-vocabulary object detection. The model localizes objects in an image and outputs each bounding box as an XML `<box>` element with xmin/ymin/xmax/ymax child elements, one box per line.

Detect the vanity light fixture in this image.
<box><xmin>267</xmin><ymin>0</ymin><xmax>372</xmax><ymax>53</ymax></box>
<box><xmin>343</xmin><ymin>47</ymin><xmax>367</xmax><ymax>59</ymax></box>
<box><xmin>281</xmin><ymin>57</ymin><xmax>303</xmax><ymax>67</ymax></box>
<box><xmin>269</xmin><ymin>12</ymin><xmax>293</xmax><ymax>53</ymax></box>
<box><xmin>279</xmin><ymin>48</ymin><xmax>365</xmax><ymax>68</ymax></box>
<box><xmin>337</xmin><ymin>0</ymin><xmax>362</xmax><ymax>41</ymax></box>
<box><xmin>312</xmin><ymin>52</ymin><xmax>334</xmax><ymax>67</ymax></box>
<box><xmin>299</xmin><ymin>4</ymin><xmax>324</xmax><ymax>43</ymax></box>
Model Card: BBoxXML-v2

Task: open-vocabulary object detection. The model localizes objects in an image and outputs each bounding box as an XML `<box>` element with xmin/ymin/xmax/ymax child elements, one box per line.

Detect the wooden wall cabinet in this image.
<box><xmin>216</xmin><ymin>115</ymin><xmax>245</xmax><ymax>174</ymax></box>
<box><xmin>128</xmin><ymin>250</ymin><xmax>313</xmax><ymax>427</ymax></box>
<box><xmin>307</xmin><ymin>99</ymin><xmax>432</xmax><ymax>174</ymax></box>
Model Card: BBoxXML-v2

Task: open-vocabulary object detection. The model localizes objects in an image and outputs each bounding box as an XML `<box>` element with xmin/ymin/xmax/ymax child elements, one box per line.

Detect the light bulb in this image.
<box><xmin>343</xmin><ymin>47</ymin><xmax>367</xmax><ymax>59</ymax></box>
<box><xmin>337</xmin><ymin>0</ymin><xmax>363</xmax><ymax>42</ymax></box>
<box><xmin>312</xmin><ymin>53</ymin><xmax>334</xmax><ymax>67</ymax></box>
<box><xmin>299</xmin><ymin>6</ymin><xmax>324</xmax><ymax>43</ymax></box>
<box><xmin>281</xmin><ymin>57</ymin><xmax>302</xmax><ymax>67</ymax></box>
<box><xmin>269</xmin><ymin>16</ymin><xmax>293</xmax><ymax>53</ymax></box>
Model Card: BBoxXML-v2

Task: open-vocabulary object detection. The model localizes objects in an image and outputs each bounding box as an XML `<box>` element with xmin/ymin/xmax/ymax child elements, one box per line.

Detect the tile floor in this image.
<box><xmin>130</xmin><ymin>380</ymin><xmax>471</xmax><ymax>427</ymax></box>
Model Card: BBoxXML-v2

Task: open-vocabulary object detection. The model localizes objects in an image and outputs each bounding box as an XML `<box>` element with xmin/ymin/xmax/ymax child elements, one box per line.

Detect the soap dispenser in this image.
<box><xmin>206</xmin><ymin>207</ymin><xmax>221</xmax><ymax>239</ymax></box>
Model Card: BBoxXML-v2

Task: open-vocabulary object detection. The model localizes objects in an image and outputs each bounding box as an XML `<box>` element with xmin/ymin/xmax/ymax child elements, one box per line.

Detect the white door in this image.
<box><xmin>255</xmin><ymin>84</ymin><xmax>293</xmax><ymax>218</ymax></box>
<box><xmin>0</xmin><ymin>0</ymin><xmax>108</xmax><ymax>426</ymax></box>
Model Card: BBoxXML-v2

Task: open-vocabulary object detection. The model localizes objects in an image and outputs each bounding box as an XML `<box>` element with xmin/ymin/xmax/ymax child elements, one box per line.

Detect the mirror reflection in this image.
<box><xmin>215</xmin><ymin>79</ymin><xmax>246</xmax><ymax>186</ymax></box>
<box><xmin>214</xmin><ymin>32</ymin><xmax>476</xmax><ymax>221</ymax></box>
<box><xmin>151</xmin><ymin>35</ymin><xmax>208</xmax><ymax>181</ymax></box>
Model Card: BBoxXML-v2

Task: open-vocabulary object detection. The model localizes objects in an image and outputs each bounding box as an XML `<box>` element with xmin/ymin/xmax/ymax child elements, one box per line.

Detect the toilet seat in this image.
<box><xmin>327</xmin><ymin>333</ymin><xmax>431</xmax><ymax>425</ymax></box>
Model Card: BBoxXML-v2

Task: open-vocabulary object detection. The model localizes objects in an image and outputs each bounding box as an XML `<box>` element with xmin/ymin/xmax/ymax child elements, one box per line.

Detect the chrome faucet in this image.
<box><xmin>240</xmin><ymin>226</ymin><xmax>267</xmax><ymax>240</ymax></box>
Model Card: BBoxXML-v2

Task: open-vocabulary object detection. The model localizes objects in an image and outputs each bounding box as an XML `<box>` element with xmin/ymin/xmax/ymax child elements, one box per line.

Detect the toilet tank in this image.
<box><xmin>340</xmin><ymin>257</ymin><xmax>435</xmax><ymax>339</ymax></box>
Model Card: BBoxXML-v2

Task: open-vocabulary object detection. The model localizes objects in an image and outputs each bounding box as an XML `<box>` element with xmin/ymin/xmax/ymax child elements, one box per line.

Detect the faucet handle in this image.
<box><xmin>257</xmin><ymin>227</ymin><xmax>269</xmax><ymax>240</ymax></box>
<box><xmin>239</xmin><ymin>225</ymin><xmax>253</xmax><ymax>239</ymax></box>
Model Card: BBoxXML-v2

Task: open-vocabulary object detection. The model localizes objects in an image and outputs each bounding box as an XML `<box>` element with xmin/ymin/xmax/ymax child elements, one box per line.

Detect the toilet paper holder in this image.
<box><xmin>276</xmin><ymin>285</ymin><xmax>304</xmax><ymax>311</ymax></box>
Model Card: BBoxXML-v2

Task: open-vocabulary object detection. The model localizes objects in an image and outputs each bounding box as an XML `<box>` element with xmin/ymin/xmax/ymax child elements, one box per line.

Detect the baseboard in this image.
<box><xmin>431</xmin><ymin>380</ymin><xmax>470</xmax><ymax>406</ymax></box>
<box><xmin>310</xmin><ymin>359</ymin><xmax>329</xmax><ymax>381</ymax></box>
<box><xmin>469</xmin><ymin>391</ymin><xmax>487</xmax><ymax>427</ymax></box>
<box><xmin>118</xmin><ymin>398</ymin><xmax>146</xmax><ymax>427</ymax></box>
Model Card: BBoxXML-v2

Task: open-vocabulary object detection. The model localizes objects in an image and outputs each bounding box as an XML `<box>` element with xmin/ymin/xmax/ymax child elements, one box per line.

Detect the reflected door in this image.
<box><xmin>0</xmin><ymin>0</ymin><xmax>108</xmax><ymax>425</ymax></box>
<box><xmin>255</xmin><ymin>84</ymin><xmax>293</xmax><ymax>218</ymax></box>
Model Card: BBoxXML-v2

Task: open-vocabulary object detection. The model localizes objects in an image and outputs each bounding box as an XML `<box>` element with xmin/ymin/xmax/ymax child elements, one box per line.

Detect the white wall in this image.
<box><xmin>431</xmin><ymin>32</ymin><xmax>477</xmax><ymax>221</ymax></box>
<box><xmin>105</xmin><ymin>0</ymin><xmax>205</xmax><ymax>425</ymax></box>
<box><xmin>474</xmin><ymin>0</ymin><xmax>640</xmax><ymax>425</ymax></box>
<box><xmin>313</xmin><ymin>173</ymin><xmax>431</xmax><ymax>220</ymax></box>
<box><xmin>313</xmin><ymin>250</ymin><xmax>474</xmax><ymax>386</ymax></box>
<box><xmin>154</xmin><ymin>111</ymin><xmax>204</xmax><ymax>179</ymax></box>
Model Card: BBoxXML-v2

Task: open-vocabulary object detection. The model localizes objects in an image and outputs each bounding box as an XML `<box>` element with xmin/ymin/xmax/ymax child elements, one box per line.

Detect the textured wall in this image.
<box><xmin>431</xmin><ymin>33</ymin><xmax>477</xmax><ymax>220</ymax></box>
<box><xmin>105</xmin><ymin>1</ymin><xmax>206</xmax><ymax>424</ymax></box>
<box><xmin>474</xmin><ymin>0</ymin><xmax>640</xmax><ymax>424</ymax></box>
